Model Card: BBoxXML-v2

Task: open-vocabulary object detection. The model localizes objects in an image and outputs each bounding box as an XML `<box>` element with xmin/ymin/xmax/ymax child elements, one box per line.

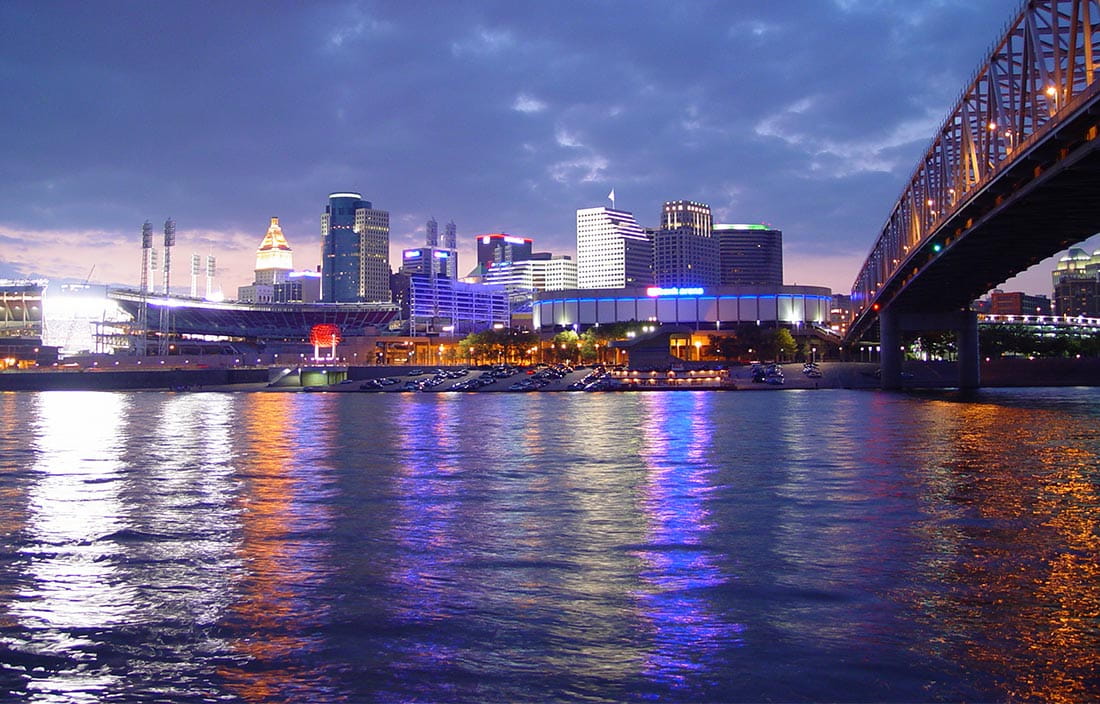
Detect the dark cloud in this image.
<box><xmin>2</xmin><ymin>0</ymin><xmax>1070</xmax><ymax>294</ymax></box>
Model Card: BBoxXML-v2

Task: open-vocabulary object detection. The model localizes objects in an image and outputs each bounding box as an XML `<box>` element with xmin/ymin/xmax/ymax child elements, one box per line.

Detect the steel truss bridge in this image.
<box><xmin>845</xmin><ymin>0</ymin><xmax>1100</xmax><ymax>387</ymax></box>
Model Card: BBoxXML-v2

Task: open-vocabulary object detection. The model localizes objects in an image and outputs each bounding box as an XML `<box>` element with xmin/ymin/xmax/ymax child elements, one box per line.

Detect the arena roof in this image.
<box><xmin>109</xmin><ymin>288</ymin><xmax>398</xmax><ymax>340</ymax></box>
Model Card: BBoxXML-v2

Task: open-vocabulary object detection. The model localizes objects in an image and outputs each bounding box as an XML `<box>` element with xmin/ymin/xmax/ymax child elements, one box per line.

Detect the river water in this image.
<box><xmin>0</xmin><ymin>387</ymin><xmax>1097</xmax><ymax>703</ymax></box>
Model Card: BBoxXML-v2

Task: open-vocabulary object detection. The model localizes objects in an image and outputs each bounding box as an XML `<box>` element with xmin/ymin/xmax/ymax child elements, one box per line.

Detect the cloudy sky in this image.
<box><xmin>2</xmin><ymin>0</ymin><xmax>1094</xmax><ymax>298</ymax></box>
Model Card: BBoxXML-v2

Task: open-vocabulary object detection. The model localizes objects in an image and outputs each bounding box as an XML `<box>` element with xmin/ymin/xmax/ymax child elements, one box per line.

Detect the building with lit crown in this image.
<box><xmin>576</xmin><ymin>207</ymin><xmax>652</xmax><ymax>288</ymax></box>
<box><xmin>653</xmin><ymin>200</ymin><xmax>719</xmax><ymax>288</ymax></box>
<box><xmin>716</xmin><ymin>223</ymin><xmax>783</xmax><ymax>286</ymax></box>
<box><xmin>1052</xmin><ymin>247</ymin><xmax>1100</xmax><ymax>316</ymax></box>
<box><xmin>321</xmin><ymin>192</ymin><xmax>390</xmax><ymax>303</ymax></box>
<box><xmin>238</xmin><ymin>217</ymin><xmax>295</xmax><ymax>303</ymax></box>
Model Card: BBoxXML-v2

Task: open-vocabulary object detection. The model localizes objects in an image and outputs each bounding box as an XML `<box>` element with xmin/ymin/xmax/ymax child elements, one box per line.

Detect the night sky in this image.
<box><xmin>2</xmin><ymin>0</ymin><xmax>1095</xmax><ymax>298</ymax></box>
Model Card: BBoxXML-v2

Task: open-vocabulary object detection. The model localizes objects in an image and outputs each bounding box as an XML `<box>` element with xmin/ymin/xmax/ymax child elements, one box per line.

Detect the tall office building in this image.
<box><xmin>320</xmin><ymin>192</ymin><xmax>390</xmax><ymax>303</ymax></box>
<box><xmin>653</xmin><ymin>200</ymin><xmax>719</xmax><ymax>288</ymax></box>
<box><xmin>715</xmin><ymin>223</ymin><xmax>784</xmax><ymax>286</ymax></box>
<box><xmin>576</xmin><ymin>207</ymin><xmax>652</xmax><ymax>289</ymax></box>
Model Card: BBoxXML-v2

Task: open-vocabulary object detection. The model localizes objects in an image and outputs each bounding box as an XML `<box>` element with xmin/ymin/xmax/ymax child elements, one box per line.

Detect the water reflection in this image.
<box><xmin>909</xmin><ymin>397</ymin><xmax>1100</xmax><ymax>703</ymax></box>
<box><xmin>12</xmin><ymin>392</ymin><xmax>131</xmax><ymax>701</ymax></box>
<box><xmin>0</xmin><ymin>388</ymin><xmax>1095</xmax><ymax>703</ymax></box>
<box><xmin>218</xmin><ymin>393</ymin><xmax>342</xmax><ymax>703</ymax></box>
<box><xmin>635</xmin><ymin>392</ymin><xmax>738</xmax><ymax>689</ymax></box>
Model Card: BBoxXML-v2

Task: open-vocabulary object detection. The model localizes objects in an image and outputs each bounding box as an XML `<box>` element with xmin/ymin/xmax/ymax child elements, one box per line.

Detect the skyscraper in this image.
<box><xmin>715</xmin><ymin>223</ymin><xmax>783</xmax><ymax>287</ymax></box>
<box><xmin>320</xmin><ymin>192</ymin><xmax>390</xmax><ymax>303</ymax></box>
<box><xmin>652</xmin><ymin>200</ymin><xmax>719</xmax><ymax>288</ymax></box>
<box><xmin>576</xmin><ymin>207</ymin><xmax>652</xmax><ymax>289</ymax></box>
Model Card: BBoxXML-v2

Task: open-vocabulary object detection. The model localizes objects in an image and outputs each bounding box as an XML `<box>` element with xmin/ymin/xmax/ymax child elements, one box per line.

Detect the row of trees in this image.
<box><xmin>707</xmin><ymin>326</ymin><xmax>800</xmax><ymax>362</ymax></box>
<box><xmin>907</xmin><ymin>326</ymin><xmax>1100</xmax><ymax>360</ymax></box>
<box><xmin>452</xmin><ymin>322</ymin><xmax>818</xmax><ymax>365</ymax></box>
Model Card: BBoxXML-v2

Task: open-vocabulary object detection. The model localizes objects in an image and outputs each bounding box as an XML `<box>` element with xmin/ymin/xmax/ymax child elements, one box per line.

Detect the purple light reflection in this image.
<box><xmin>634</xmin><ymin>392</ymin><xmax>744</xmax><ymax>687</ymax></box>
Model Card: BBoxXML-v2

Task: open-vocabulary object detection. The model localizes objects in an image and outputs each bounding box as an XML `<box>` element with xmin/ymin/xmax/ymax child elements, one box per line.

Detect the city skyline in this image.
<box><xmin>2</xmin><ymin>1</ymin><xmax>1098</xmax><ymax>298</ymax></box>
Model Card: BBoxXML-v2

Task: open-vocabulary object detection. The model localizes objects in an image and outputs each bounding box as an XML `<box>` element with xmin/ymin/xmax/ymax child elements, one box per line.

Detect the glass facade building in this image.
<box><xmin>320</xmin><ymin>192</ymin><xmax>390</xmax><ymax>303</ymax></box>
<box><xmin>406</xmin><ymin>274</ymin><xmax>509</xmax><ymax>335</ymax></box>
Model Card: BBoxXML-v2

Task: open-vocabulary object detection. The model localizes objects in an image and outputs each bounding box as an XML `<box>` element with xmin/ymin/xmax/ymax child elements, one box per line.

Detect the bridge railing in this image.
<box><xmin>979</xmin><ymin>312</ymin><xmax>1100</xmax><ymax>327</ymax></box>
<box><xmin>850</xmin><ymin>0</ymin><xmax>1100</xmax><ymax>333</ymax></box>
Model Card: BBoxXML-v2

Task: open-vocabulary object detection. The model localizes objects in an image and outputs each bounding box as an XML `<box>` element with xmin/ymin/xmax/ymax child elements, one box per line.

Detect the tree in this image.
<box><xmin>709</xmin><ymin>334</ymin><xmax>742</xmax><ymax>361</ymax></box>
<box><xmin>772</xmin><ymin>328</ymin><xmax>797</xmax><ymax>362</ymax></box>
<box><xmin>551</xmin><ymin>330</ymin><xmax>580</xmax><ymax>362</ymax></box>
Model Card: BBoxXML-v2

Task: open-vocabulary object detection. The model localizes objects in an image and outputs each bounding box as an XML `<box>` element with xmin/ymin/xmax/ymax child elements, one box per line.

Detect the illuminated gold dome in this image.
<box><xmin>256</xmin><ymin>216</ymin><xmax>293</xmax><ymax>272</ymax></box>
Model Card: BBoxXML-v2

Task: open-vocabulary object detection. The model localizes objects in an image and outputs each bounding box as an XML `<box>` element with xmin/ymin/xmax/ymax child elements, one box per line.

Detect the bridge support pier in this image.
<box><xmin>878</xmin><ymin>309</ymin><xmax>981</xmax><ymax>390</ymax></box>
<box><xmin>957</xmin><ymin>310</ymin><xmax>980</xmax><ymax>390</ymax></box>
<box><xmin>879</xmin><ymin>309</ymin><xmax>902</xmax><ymax>390</ymax></box>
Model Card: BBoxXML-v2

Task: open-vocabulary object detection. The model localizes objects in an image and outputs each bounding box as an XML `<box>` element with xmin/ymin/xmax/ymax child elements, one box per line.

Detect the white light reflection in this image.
<box><xmin>12</xmin><ymin>391</ymin><xmax>131</xmax><ymax>698</ymax></box>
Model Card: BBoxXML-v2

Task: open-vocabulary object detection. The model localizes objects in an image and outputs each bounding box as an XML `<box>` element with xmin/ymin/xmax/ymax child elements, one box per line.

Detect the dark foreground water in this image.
<box><xmin>0</xmin><ymin>388</ymin><xmax>1098</xmax><ymax>703</ymax></box>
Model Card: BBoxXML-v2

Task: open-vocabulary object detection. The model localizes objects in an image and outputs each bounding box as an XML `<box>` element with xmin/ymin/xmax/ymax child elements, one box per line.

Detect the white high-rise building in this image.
<box><xmin>576</xmin><ymin>207</ymin><xmax>652</xmax><ymax>289</ymax></box>
<box><xmin>482</xmin><ymin>256</ymin><xmax>577</xmax><ymax>292</ymax></box>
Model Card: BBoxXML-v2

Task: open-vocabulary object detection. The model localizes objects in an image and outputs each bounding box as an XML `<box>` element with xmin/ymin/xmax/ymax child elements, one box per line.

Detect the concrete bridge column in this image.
<box><xmin>957</xmin><ymin>310</ymin><xmax>980</xmax><ymax>389</ymax></box>
<box><xmin>878</xmin><ymin>308</ymin><xmax>902</xmax><ymax>390</ymax></box>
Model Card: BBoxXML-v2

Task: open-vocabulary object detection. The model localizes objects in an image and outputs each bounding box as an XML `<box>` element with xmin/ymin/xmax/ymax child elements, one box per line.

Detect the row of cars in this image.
<box><xmin>751</xmin><ymin>363</ymin><xmax>786</xmax><ymax>385</ymax></box>
<box><xmin>749</xmin><ymin>361</ymin><xmax>825</xmax><ymax>385</ymax></box>
<box><xmin>351</xmin><ymin>364</ymin><xmax>622</xmax><ymax>393</ymax></box>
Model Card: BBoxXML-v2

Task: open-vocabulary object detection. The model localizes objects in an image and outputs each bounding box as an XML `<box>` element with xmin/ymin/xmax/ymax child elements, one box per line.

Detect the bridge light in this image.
<box><xmin>932</xmin><ymin>243</ymin><xmax>943</xmax><ymax>253</ymax></box>
<box><xmin>988</xmin><ymin>121</ymin><xmax>997</xmax><ymax>131</ymax></box>
<box><xmin>872</xmin><ymin>303</ymin><xmax>880</xmax><ymax>311</ymax></box>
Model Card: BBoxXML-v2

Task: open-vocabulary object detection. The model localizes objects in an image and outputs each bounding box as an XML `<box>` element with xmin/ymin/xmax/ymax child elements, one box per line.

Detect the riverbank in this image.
<box><xmin>2</xmin><ymin>358</ymin><xmax>1098</xmax><ymax>392</ymax></box>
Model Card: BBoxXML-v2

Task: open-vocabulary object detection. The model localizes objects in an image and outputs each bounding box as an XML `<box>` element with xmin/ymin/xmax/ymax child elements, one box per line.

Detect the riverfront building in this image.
<box><xmin>715</xmin><ymin>223</ymin><xmax>783</xmax><ymax>287</ymax></box>
<box><xmin>532</xmin><ymin>284</ymin><xmax>831</xmax><ymax>332</ymax></box>
<box><xmin>0</xmin><ymin>280</ymin><xmax>58</xmax><ymax>367</ymax></box>
<box><xmin>320</xmin><ymin>192</ymin><xmax>390</xmax><ymax>303</ymax></box>
<box><xmin>576</xmin><ymin>207</ymin><xmax>653</xmax><ymax>289</ymax></box>
<box><xmin>392</xmin><ymin>274</ymin><xmax>509</xmax><ymax>335</ymax></box>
